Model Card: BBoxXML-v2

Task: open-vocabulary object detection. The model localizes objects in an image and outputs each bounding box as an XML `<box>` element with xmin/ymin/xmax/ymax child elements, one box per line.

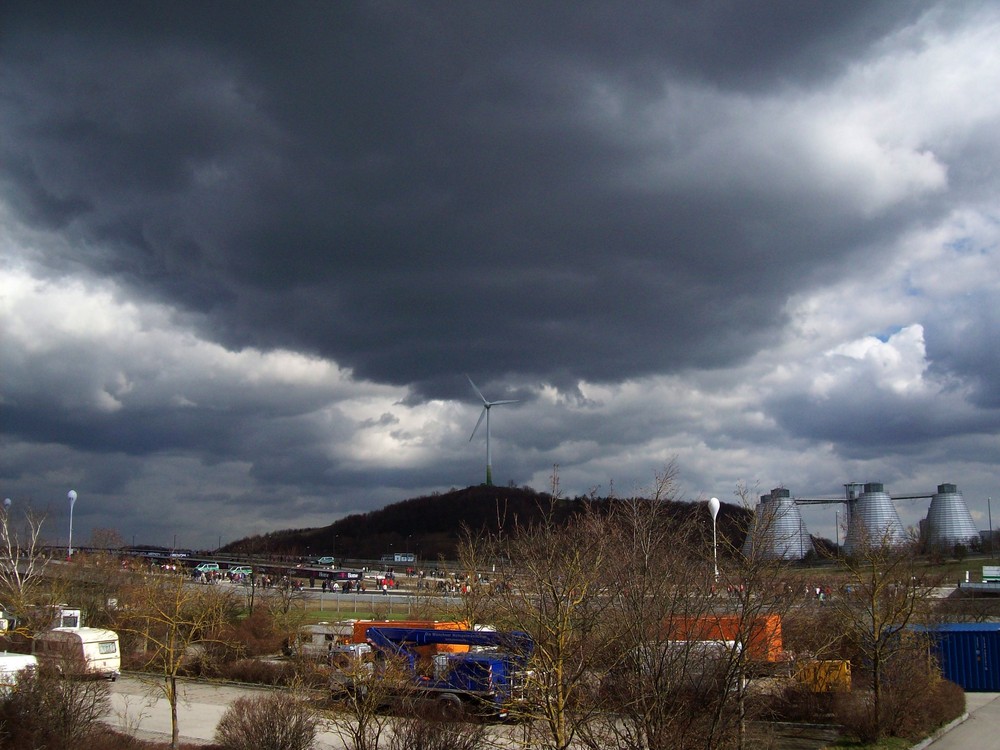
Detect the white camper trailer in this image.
<box><xmin>286</xmin><ymin>621</ymin><xmax>355</xmax><ymax>659</ymax></box>
<box><xmin>32</xmin><ymin>627</ymin><xmax>120</xmax><ymax>680</ymax></box>
<box><xmin>0</xmin><ymin>652</ymin><xmax>38</xmax><ymax>692</ymax></box>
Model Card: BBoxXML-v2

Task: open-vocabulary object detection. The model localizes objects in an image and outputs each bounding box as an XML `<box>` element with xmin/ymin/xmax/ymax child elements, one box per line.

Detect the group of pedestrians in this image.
<box><xmin>320</xmin><ymin>579</ymin><xmax>364</xmax><ymax>593</ymax></box>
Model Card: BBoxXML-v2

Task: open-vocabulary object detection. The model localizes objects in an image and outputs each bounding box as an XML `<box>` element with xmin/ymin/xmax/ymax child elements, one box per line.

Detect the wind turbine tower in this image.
<box><xmin>467</xmin><ymin>376</ymin><xmax>519</xmax><ymax>486</ymax></box>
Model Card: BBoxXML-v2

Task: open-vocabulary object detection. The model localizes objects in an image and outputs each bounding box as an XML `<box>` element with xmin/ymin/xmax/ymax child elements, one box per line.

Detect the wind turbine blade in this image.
<box><xmin>466</xmin><ymin>375</ymin><xmax>487</xmax><ymax>404</ymax></box>
<box><xmin>490</xmin><ymin>399</ymin><xmax>519</xmax><ymax>406</ymax></box>
<box><xmin>469</xmin><ymin>407</ymin><xmax>487</xmax><ymax>441</ymax></box>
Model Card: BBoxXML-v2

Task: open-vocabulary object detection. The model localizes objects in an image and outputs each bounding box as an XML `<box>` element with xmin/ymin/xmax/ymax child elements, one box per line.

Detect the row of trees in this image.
<box><xmin>448</xmin><ymin>467</ymin><xmax>959</xmax><ymax>749</ymax></box>
<box><xmin>1</xmin><ymin>465</ymin><xmax>970</xmax><ymax>749</ymax></box>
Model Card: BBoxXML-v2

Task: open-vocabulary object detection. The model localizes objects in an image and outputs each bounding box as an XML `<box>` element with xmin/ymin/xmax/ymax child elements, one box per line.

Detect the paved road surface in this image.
<box><xmin>106</xmin><ymin>675</ymin><xmax>1000</xmax><ymax>749</ymax></box>
<box><xmin>105</xmin><ymin>676</ymin><xmax>512</xmax><ymax>749</ymax></box>
<box><xmin>923</xmin><ymin>692</ymin><xmax>1000</xmax><ymax>749</ymax></box>
<box><xmin>107</xmin><ymin>676</ymin><xmax>280</xmax><ymax>747</ymax></box>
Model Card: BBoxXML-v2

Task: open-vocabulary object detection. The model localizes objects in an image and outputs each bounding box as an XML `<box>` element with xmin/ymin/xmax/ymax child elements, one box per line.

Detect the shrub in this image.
<box><xmin>0</xmin><ymin>663</ymin><xmax>110</xmax><ymax>749</ymax></box>
<box><xmin>773</xmin><ymin>682</ymin><xmax>836</xmax><ymax>724</ymax></box>
<box><xmin>216</xmin><ymin>658</ymin><xmax>296</xmax><ymax>685</ymax></box>
<box><xmin>214</xmin><ymin>691</ymin><xmax>319</xmax><ymax>750</ymax></box>
<box><xmin>387</xmin><ymin>711</ymin><xmax>486</xmax><ymax>750</ymax></box>
<box><xmin>833</xmin><ymin>653</ymin><xmax>966</xmax><ymax>742</ymax></box>
<box><xmin>890</xmin><ymin>676</ymin><xmax>964</xmax><ymax>739</ymax></box>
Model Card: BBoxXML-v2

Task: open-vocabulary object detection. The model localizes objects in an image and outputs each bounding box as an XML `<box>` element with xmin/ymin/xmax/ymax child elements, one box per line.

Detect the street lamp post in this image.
<box><xmin>708</xmin><ymin>496</ymin><xmax>721</xmax><ymax>580</ymax></box>
<box><xmin>986</xmin><ymin>497</ymin><xmax>996</xmax><ymax>560</ymax></box>
<box><xmin>67</xmin><ymin>490</ymin><xmax>78</xmax><ymax>559</ymax></box>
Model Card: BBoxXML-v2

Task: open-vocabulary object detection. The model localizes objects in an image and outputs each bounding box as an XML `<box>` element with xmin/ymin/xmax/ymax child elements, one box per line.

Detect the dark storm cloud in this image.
<box><xmin>1</xmin><ymin>1</ymin><xmax>941</xmax><ymax>400</ymax></box>
<box><xmin>924</xmin><ymin>291</ymin><xmax>1000</xmax><ymax>409</ymax></box>
<box><xmin>3</xmin><ymin>1</ymin><xmax>999</xmax><ymax>548</ymax></box>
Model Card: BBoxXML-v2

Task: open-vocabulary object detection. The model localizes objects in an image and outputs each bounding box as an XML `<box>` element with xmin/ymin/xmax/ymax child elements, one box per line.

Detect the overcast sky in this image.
<box><xmin>2</xmin><ymin>1</ymin><xmax>999</xmax><ymax>551</ymax></box>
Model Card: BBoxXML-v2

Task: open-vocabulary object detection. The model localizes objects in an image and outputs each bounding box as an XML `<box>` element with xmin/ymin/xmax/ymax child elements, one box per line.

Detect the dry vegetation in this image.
<box><xmin>1</xmin><ymin>469</ymin><xmax>983</xmax><ymax>750</ymax></box>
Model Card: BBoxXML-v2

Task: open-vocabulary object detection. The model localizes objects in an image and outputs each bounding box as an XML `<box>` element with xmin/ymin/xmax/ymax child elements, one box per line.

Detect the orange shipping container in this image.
<box><xmin>351</xmin><ymin>620</ymin><xmax>471</xmax><ymax>654</ymax></box>
<box><xmin>660</xmin><ymin>614</ymin><xmax>783</xmax><ymax>663</ymax></box>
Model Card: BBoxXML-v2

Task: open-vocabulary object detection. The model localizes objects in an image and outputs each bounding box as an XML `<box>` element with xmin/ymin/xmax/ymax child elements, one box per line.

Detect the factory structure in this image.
<box><xmin>742</xmin><ymin>481</ymin><xmax>981</xmax><ymax>560</ymax></box>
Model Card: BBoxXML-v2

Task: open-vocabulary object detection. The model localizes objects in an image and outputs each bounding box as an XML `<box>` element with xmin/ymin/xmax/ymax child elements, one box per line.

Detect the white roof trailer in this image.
<box><xmin>32</xmin><ymin>627</ymin><xmax>120</xmax><ymax>680</ymax></box>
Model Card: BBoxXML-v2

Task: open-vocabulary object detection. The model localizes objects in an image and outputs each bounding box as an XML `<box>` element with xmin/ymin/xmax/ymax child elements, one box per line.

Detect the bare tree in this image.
<box><xmin>328</xmin><ymin>651</ymin><xmax>412</xmax><ymax>750</ymax></box>
<box><xmin>465</xmin><ymin>498</ymin><xmax>618</xmax><ymax>750</ymax></box>
<box><xmin>0</xmin><ymin>502</ymin><xmax>50</xmax><ymax>629</ymax></box>
<box><xmin>581</xmin><ymin>465</ymin><xmax>734</xmax><ymax>750</ymax></box>
<box><xmin>89</xmin><ymin>527</ymin><xmax>127</xmax><ymax>550</ymax></box>
<box><xmin>829</xmin><ymin>526</ymin><xmax>941</xmax><ymax>742</ymax></box>
<box><xmin>115</xmin><ymin>570</ymin><xmax>236</xmax><ymax>748</ymax></box>
<box><xmin>265</xmin><ymin>580</ymin><xmax>309</xmax><ymax>663</ymax></box>
<box><xmin>53</xmin><ymin>547</ymin><xmax>132</xmax><ymax>629</ymax></box>
<box><xmin>713</xmin><ymin>483</ymin><xmax>799</xmax><ymax>750</ymax></box>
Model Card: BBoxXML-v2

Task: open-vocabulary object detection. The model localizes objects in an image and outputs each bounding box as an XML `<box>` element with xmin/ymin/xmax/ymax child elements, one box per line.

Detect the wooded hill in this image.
<box><xmin>222</xmin><ymin>485</ymin><xmax>754</xmax><ymax>561</ymax></box>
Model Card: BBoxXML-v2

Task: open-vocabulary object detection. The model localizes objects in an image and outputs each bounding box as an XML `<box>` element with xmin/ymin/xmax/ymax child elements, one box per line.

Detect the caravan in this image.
<box><xmin>32</xmin><ymin>627</ymin><xmax>121</xmax><ymax>680</ymax></box>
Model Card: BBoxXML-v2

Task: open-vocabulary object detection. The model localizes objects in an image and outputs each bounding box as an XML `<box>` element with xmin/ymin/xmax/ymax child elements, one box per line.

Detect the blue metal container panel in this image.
<box><xmin>920</xmin><ymin>624</ymin><xmax>1000</xmax><ymax>691</ymax></box>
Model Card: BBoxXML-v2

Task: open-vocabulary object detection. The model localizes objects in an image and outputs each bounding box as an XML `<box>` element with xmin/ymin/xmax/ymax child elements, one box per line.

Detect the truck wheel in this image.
<box><xmin>438</xmin><ymin>694</ymin><xmax>464</xmax><ymax>721</ymax></box>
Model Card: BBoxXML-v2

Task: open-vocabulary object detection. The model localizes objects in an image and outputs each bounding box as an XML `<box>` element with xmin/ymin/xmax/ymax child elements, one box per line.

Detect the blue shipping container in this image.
<box><xmin>915</xmin><ymin>623</ymin><xmax>1000</xmax><ymax>692</ymax></box>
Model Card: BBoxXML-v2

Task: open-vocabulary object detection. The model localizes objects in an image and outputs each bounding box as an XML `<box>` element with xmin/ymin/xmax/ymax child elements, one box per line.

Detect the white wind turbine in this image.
<box><xmin>467</xmin><ymin>375</ymin><xmax>519</xmax><ymax>486</ymax></box>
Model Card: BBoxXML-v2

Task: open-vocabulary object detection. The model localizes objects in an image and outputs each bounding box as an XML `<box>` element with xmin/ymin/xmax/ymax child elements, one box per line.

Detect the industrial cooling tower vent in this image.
<box><xmin>925</xmin><ymin>483</ymin><xmax>978</xmax><ymax>552</ymax></box>
<box><xmin>843</xmin><ymin>481</ymin><xmax>907</xmax><ymax>554</ymax></box>
<box><xmin>741</xmin><ymin>487</ymin><xmax>814</xmax><ymax>561</ymax></box>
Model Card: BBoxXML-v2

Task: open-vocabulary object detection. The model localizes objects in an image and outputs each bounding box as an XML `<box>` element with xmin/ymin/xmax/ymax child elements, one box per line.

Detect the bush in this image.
<box><xmin>226</xmin><ymin>609</ymin><xmax>286</xmax><ymax>657</ymax></box>
<box><xmin>890</xmin><ymin>676</ymin><xmax>964</xmax><ymax>739</ymax></box>
<box><xmin>0</xmin><ymin>663</ymin><xmax>110</xmax><ymax>749</ymax></box>
<box><xmin>833</xmin><ymin>655</ymin><xmax>966</xmax><ymax>742</ymax></box>
<box><xmin>773</xmin><ymin>682</ymin><xmax>837</xmax><ymax>724</ymax></box>
<box><xmin>214</xmin><ymin>658</ymin><xmax>299</xmax><ymax>686</ymax></box>
<box><xmin>387</xmin><ymin>710</ymin><xmax>486</xmax><ymax>750</ymax></box>
<box><xmin>214</xmin><ymin>691</ymin><xmax>319</xmax><ymax>750</ymax></box>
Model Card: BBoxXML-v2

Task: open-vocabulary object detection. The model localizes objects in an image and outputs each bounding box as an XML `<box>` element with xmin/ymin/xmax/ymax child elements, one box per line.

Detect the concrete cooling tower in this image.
<box><xmin>925</xmin><ymin>483</ymin><xmax>978</xmax><ymax>550</ymax></box>
<box><xmin>741</xmin><ymin>488</ymin><xmax>815</xmax><ymax>561</ymax></box>
<box><xmin>843</xmin><ymin>482</ymin><xmax>907</xmax><ymax>554</ymax></box>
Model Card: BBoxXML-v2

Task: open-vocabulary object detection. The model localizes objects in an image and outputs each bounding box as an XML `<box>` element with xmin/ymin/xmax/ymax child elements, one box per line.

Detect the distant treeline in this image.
<box><xmin>222</xmin><ymin>485</ymin><xmax>753</xmax><ymax>561</ymax></box>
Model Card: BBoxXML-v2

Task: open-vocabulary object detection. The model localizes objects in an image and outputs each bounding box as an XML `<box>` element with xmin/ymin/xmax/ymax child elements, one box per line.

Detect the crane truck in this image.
<box><xmin>350</xmin><ymin>626</ymin><xmax>534</xmax><ymax>720</ymax></box>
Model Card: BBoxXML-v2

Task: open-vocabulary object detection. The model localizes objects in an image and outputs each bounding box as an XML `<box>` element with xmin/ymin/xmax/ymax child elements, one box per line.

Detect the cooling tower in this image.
<box><xmin>843</xmin><ymin>482</ymin><xmax>907</xmax><ymax>554</ymax></box>
<box><xmin>741</xmin><ymin>488</ymin><xmax>815</xmax><ymax>560</ymax></box>
<box><xmin>925</xmin><ymin>483</ymin><xmax>978</xmax><ymax>550</ymax></box>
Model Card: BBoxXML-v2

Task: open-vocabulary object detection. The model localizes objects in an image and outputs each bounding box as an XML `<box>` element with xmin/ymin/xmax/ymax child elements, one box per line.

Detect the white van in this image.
<box><xmin>32</xmin><ymin>627</ymin><xmax>121</xmax><ymax>680</ymax></box>
<box><xmin>0</xmin><ymin>652</ymin><xmax>38</xmax><ymax>692</ymax></box>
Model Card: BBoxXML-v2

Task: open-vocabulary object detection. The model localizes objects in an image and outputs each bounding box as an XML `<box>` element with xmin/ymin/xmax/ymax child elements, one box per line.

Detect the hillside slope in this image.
<box><xmin>223</xmin><ymin>485</ymin><xmax>751</xmax><ymax>561</ymax></box>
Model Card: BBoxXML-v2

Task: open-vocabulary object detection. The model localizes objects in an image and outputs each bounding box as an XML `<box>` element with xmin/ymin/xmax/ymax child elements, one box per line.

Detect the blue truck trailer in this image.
<box><xmin>363</xmin><ymin>626</ymin><xmax>534</xmax><ymax>719</ymax></box>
